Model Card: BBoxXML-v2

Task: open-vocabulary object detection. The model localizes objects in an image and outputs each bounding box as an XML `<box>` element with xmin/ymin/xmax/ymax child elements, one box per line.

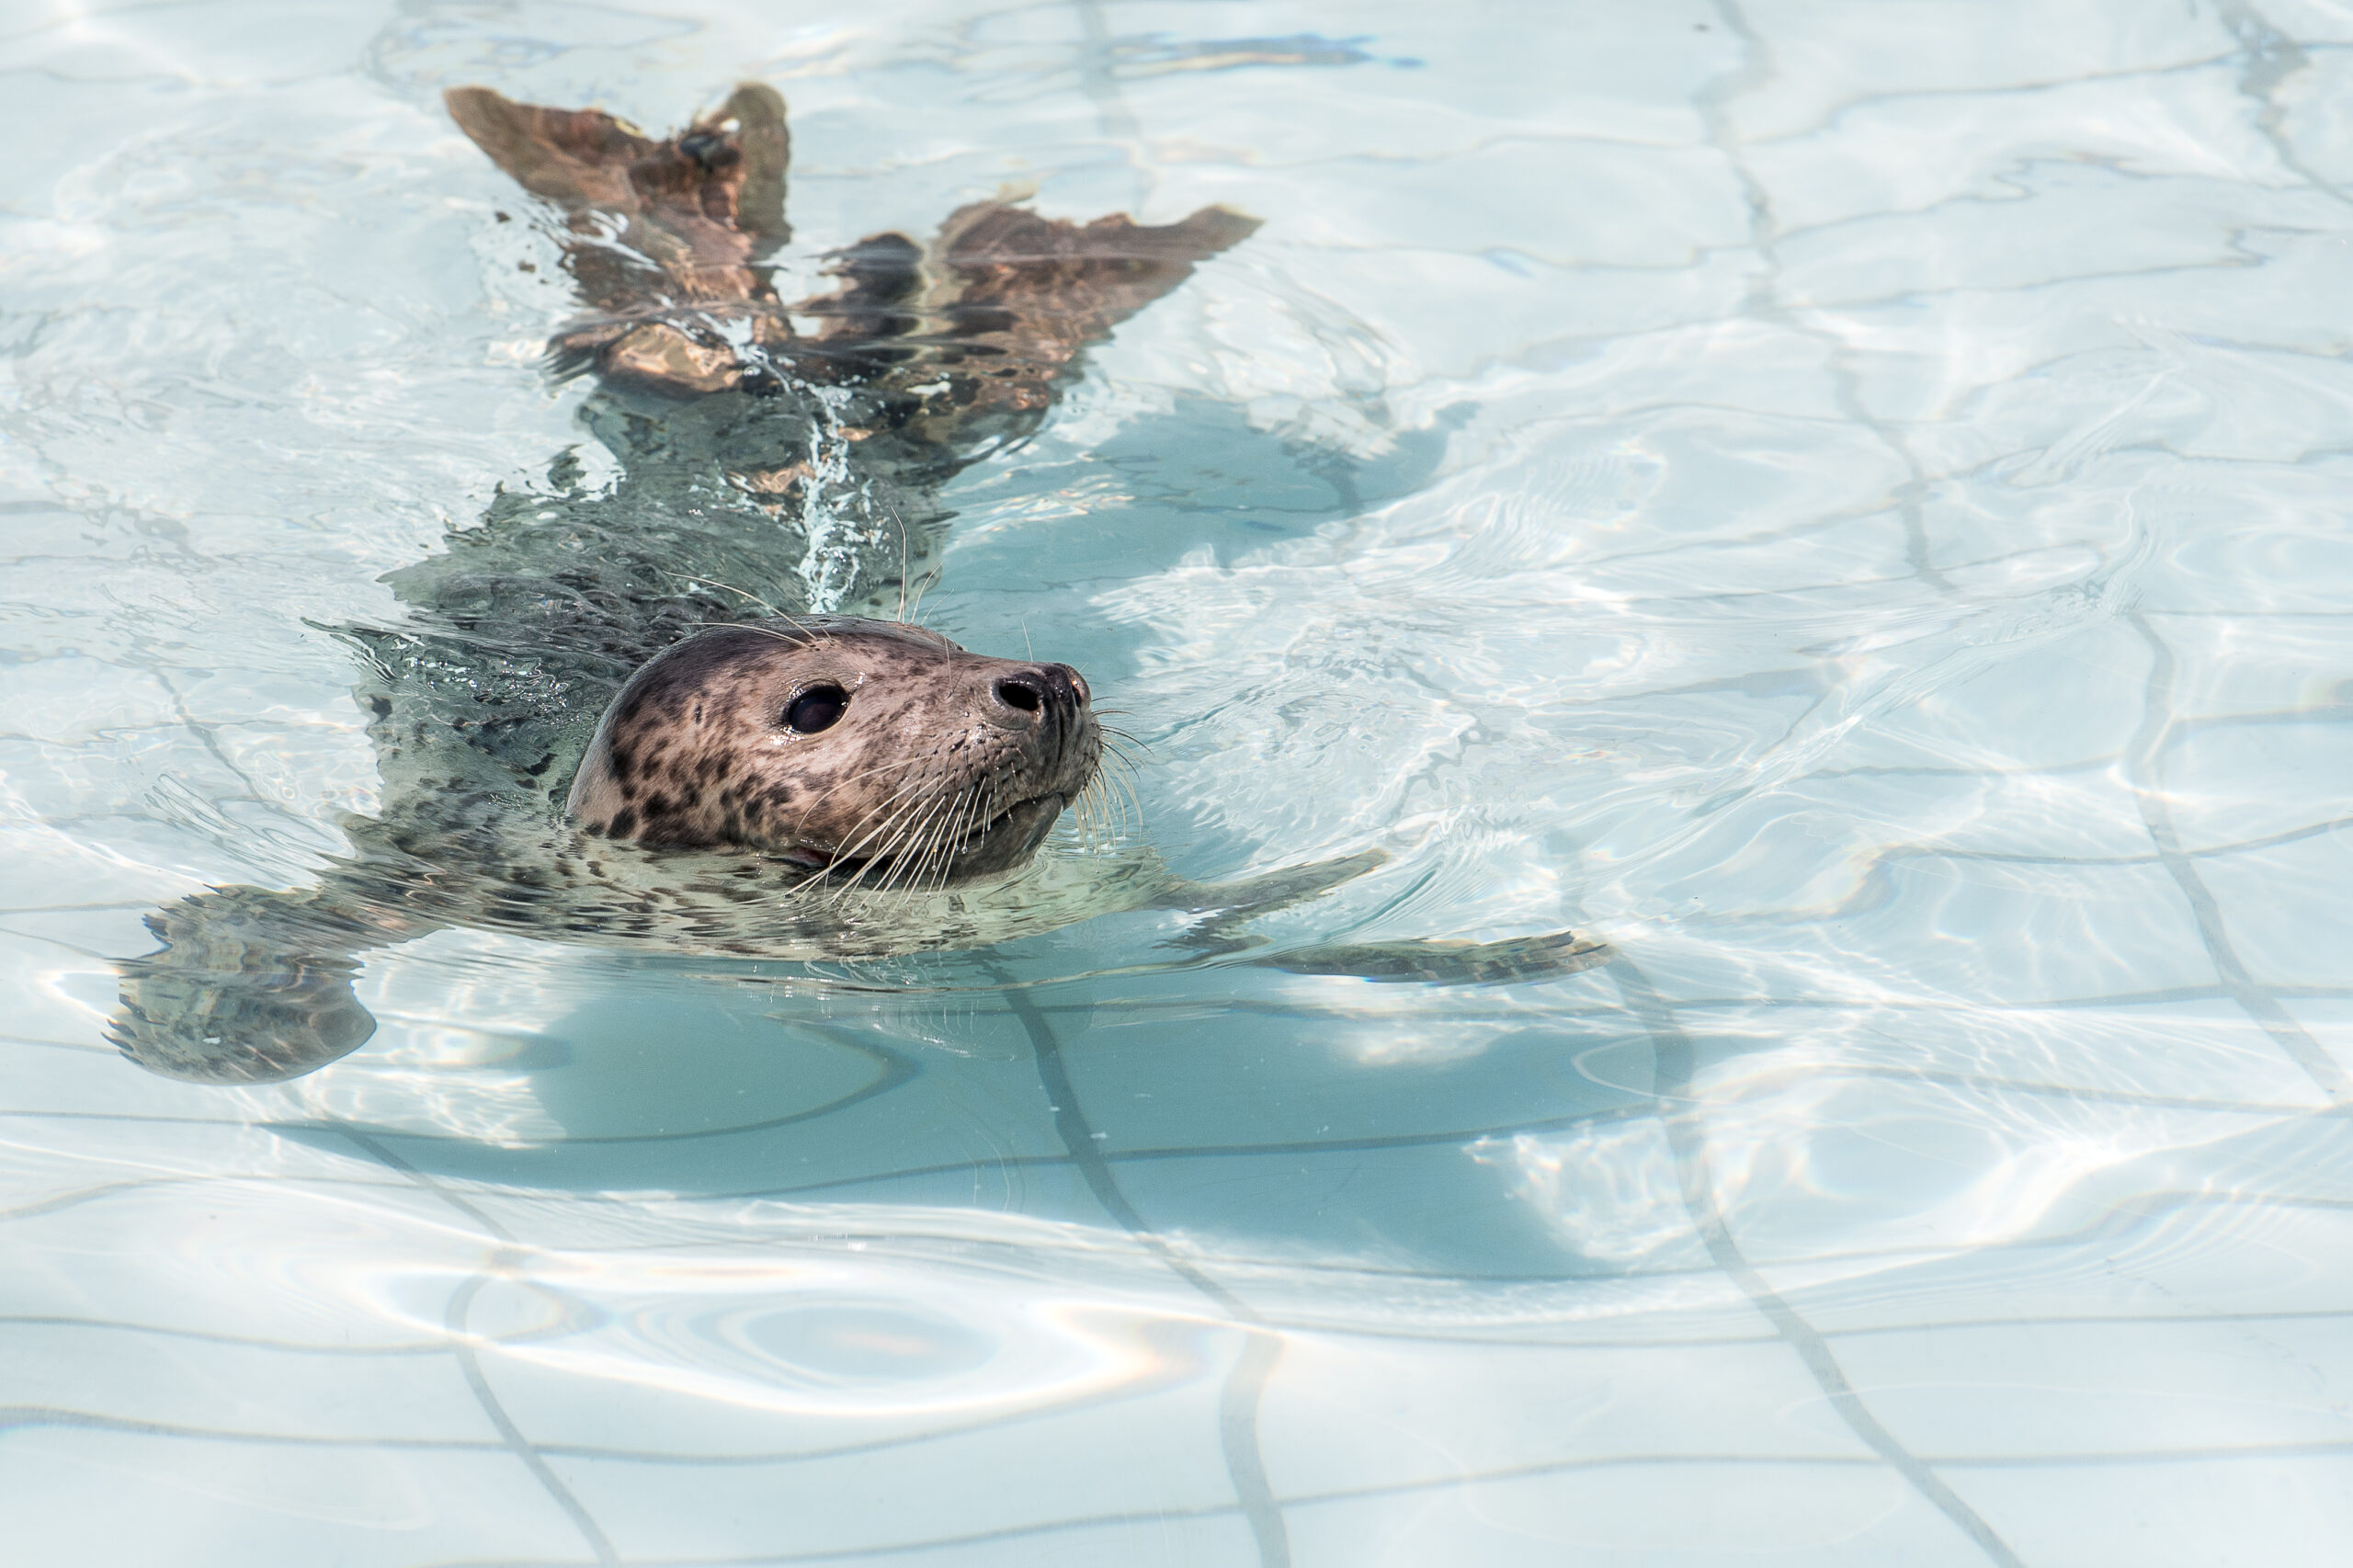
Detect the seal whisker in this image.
<box><xmin>939</xmin><ymin>781</ymin><xmax>999</xmax><ymax>892</ymax></box>
<box><xmin>825</xmin><ymin>777</ymin><xmax>930</xmax><ymax>869</ymax></box>
<box><xmin>821</xmin><ymin>777</ymin><xmax>922</xmax><ymax>858</ymax></box>
<box><xmin>870</xmin><ymin>791</ymin><xmax>958</xmax><ymax>900</ymax></box>
<box><xmin>1098</xmin><ymin>726</ymin><xmax>1151</xmax><ymax>757</ymax></box>
<box><xmin>790</xmin><ymin>756</ymin><xmax>920</xmax><ymax>833</ymax></box>
<box><xmin>923</xmin><ymin>780</ymin><xmax>989</xmax><ymax>891</ymax></box>
<box><xmin>660</xmin><ymin>567</ymin><xmax>787</xmax><ymax>619</ymax></box>
<box><xmin>887</xmin><ymin>492</ymin><xmax>914</xmax><ymax>624</ymax></box>
<box><xmin>1079</xmin><ymin>774</ymin><xmax>1130</xmax><ymax>846</ymax></box>
<box><xmin>901</xmin><ymin>798</ymin><xmax>963</xmax><ymax>898</ymax></box>
<box><xmin>1097</xmin><ymin>753</ymin><xmax>1143</xmax><ymax>813</ymax></box>
<box><xmin>826</xmin><ymin>780</ymin><xmax>948</xmax><ymax>903</ymax></box>
<box><xmin>936</xmin><ymin>783</ymin><xmax>991</xmax><ymax>892</ymax></box>
<box><xmin>815</xmin><ymin>780</ymin><xmax>930</xmax><ymax>891</ymax></box>
<box><xmin>902</xmin><ymin>786</ymin><xmax>965</xmax><ymax>894</ymax></box>
<box><xmin>867</xmin><ymin>791</ymin><xmax>941</xmax><ymax>894</ymax></box>
<box><xmin>1094</xmin><ymin>777</ymin><xmax>1136</xmax><ymax>845</ymax></box>
<box><xmin>1088</xmin><ymin>745</ymin><xmax>1142</xmax><ymax>831</ymax></box>
<box><xmin>737</xmin><ymin>619</ymin><xmax>834</xmax><ymax>649</ymax></box>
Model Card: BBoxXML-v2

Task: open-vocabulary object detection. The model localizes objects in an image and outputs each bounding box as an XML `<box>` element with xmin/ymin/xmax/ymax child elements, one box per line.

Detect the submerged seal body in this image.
<box><xmin>108</xmin><ymin>84</ymin><xmax>1606</xmax><ymax>1086</ymax></box>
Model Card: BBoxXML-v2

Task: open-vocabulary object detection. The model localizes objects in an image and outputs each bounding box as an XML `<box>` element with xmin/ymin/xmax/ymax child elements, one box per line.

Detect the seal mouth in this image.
<box><xmin>784</xmin><ymin>790</ymin><xmax>1067</xmax><ymax>884</ymax></box>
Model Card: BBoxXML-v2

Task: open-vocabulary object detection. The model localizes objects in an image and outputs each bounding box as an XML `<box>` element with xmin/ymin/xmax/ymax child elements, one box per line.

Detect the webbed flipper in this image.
<box><xmin>1147</xmin><ymin>848</ymin><xmax>1388</xmax><ymax>924</ymax></box>
<box><xmin>447</xmin><ymin>81</ymin><xmax>1258</xmax><ymax>421</ymax></box>
<box><xmin>1150</xmin><ymin>849</ymin><xmax>1611</xmax><ymax>985</ymax></box>
<box><xmin>800</xmin><ymin>200</ymin><xmax>1261</xmax><ymax>448</ymax></box>
<box><xmin>108</xmin><ymin>883</ymin><xmax>427</xmax><ymax>1085</ymax></box>
<box><xmin>1256</xmin><ymin>929</ymin><xmax>1611</xmax><ymax>986</ymax></box>
<box><xmin>446</xmin><ymin>83</ymin><xmax>793</xmax><ymax>394</ymax></box>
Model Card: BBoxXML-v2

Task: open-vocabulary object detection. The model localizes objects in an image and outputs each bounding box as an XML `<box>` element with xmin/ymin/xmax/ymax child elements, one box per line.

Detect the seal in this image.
<box><xmin>106</xmin><ymin>84</ymin><xmax>1607</xmax><ymax>1086</ymax></box>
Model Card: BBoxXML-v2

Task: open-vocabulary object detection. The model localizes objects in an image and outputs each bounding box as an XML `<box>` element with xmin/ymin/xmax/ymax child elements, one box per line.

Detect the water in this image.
<box><xmin>5</xmin><ymin>0</ymin><xmax>2352</xmax><ymax>1562</ymax></box>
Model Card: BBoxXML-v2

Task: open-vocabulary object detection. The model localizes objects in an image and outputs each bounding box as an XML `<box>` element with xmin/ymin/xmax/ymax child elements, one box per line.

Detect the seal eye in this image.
<box><xmin>785</xmin><ymin>685</ymin><xmax>847</xmax><ymax>734</ymax></box>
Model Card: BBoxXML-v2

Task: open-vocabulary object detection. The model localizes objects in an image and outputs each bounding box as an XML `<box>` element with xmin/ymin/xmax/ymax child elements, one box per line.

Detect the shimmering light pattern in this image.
<box><xmin>5</xmin><ymin>1</ymin><xmax>2353</xmax><ymax>1563</ymax></box>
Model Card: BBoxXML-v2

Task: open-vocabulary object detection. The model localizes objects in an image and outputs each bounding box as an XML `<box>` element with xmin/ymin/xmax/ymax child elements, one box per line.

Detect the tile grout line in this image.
<box><xmin>2216</xmin><ymin>1</ymin><xmax>2353</xmax><ymax>210</ymax></box>
<box><xmin>1686</xmin><ymin>15</ymin><xmax>2035</xmax><ymax>1553</ymax></box>
<box><xmin>2131</xmin><ymin>3</ymin><xmax>2353</xmax><ymax>1109</ymax></box>
<box><xmin>1701</xmin><ymin>0</ymin><xmax>1955</xmax><ymax>599</ymax></box>
<box><xmin>1071</xmin><ymin>0</ymin><xmax>1138</xmax><ymax>140</ymax></box>
<box><xmin>995</xmin><ymin>971</ymin><xmax>1292</xmax><ymax>1568</ymax></box>
<box><xmin>1071</xmin><ymin>0</ymin><xmax>1149</xmax><ymax>211</ymax></box>
<box><xmin>1607</xmin><ymin>956</ymin><xmax>2030</xmax><ymax>1568</ymax></box>
<box><xmin>339</xmin><ymin>1131</ymin><xmax>621</xmax><ymax>1568</ymax></box>
<box><xmin>2123</xmin><ymin>613</ymin><xmax>2353</xmax><ymax>1105</ymax></box>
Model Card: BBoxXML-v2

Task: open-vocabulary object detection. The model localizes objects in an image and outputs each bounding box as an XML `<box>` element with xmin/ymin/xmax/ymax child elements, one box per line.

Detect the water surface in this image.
<box><xmin>4</xmin><ymin>1</ymin><xmax>2352</xmax><ymax>1563</ymax></box>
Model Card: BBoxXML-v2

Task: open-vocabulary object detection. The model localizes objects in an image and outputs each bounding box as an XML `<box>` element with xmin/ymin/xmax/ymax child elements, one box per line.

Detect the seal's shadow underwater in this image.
<box><xmin>109</xmin><ymin>84</ymin><xmax>1605</xmax><ymax>1086</ymax></box>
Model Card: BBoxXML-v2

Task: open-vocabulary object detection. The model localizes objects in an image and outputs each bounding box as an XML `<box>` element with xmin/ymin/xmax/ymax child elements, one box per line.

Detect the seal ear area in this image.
<box><xmin>563</xmin><ymin>619</ymin><xmax>842</xmax><ymax>843</ymax></box>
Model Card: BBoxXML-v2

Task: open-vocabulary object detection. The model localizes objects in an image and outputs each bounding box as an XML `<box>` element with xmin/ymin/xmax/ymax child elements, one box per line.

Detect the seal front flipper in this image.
<box><xmin>109</xmin><ymin>882</ymin><xmax>435</xmax><ymax>1084</ymax></box>
<box><xmin>1146</xmin><ymin>848</ymin><xmax>1386</xmax><ymax>959</ymax></box>
<box><xmin>1148</xmin><ymin>851</ymin><xmax>1612</xmax><ymax>985</ymax></box>
<box><xmin>1148</xmin><ymin>848</ymin><xmax>1388</xmax><ymax>921</ymax></box>
<box><xmin>1254</xmin><ymin>929</ymin><xmax>1611</xmax><ymax>986</ymax></box>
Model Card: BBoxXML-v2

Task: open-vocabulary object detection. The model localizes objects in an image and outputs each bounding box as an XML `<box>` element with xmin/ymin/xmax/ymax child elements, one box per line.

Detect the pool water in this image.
<box><xmin>6</xmin><ymin>1</ymin><xmax>2353</xmax><ymax>1562</ymax></box>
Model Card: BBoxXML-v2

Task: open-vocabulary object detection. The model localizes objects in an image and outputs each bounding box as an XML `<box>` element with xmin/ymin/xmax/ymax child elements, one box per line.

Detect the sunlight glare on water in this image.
<box><xmin>4</xmin><ymin>0</ymin><xmax>2353</xmax><ymax>1563</ymax></box>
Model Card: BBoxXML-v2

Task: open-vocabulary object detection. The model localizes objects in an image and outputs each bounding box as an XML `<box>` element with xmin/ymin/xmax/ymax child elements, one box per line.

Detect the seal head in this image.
<box><xmin>566</xmin><ymin>616</ymin><xmax>1097</xmax><ymax>883</ymax></box>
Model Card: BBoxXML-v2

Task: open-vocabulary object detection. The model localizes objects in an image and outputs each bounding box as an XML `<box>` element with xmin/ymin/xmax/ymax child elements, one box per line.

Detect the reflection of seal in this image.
<box><xmin>106</xmin><ymin>84</ymin><xmax>1607</xmax><ymax>1088</ymax></box>
<box><xmin>566</xmin><ymin>617</ymin><xmax>1097</xmax><ymax>884</ymax></box>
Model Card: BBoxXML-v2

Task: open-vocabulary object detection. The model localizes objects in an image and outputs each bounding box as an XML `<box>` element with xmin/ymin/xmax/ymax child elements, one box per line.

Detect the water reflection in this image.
<box><xmin>8</xmin><ymin>0</ymin><xmax>2353</xmax><ymax>1562</ymax></box>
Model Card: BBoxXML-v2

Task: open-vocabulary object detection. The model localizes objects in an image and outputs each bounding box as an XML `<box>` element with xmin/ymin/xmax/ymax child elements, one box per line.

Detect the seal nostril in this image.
<box><xmin>994</xmin><ymin>676</ymin><xmax>1042</xmax><ymax>714</ymax></box>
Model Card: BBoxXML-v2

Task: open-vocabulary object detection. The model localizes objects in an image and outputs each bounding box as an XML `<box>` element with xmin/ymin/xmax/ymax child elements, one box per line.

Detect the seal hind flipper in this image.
<box><xmin>800</xmin><ymin>201</ymin><xmax>1261</xmax><ymax>445</ymax></box>
<box><xmin>448</xmin><ymin>83</ymin><xmax>793</xmax><ymax>393</ymax></box>
<box><xmin>449</xmin><ymin>81</ymin><xmax>1256</xmax><ymax>418</ymax></box>
<box><xmin>108</xmin><ymin>883</ymin><xmax>431</xmax><ymax>1084</ymax></box>
<box><xmin>445</xmin><ymin>83</ymin><xmax>790</xmax><ymax>281</ymax></box>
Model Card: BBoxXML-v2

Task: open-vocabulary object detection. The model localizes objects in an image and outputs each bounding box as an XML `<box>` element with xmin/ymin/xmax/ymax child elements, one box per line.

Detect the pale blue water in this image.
<box><xmin>5</xmin><ymin>1</ymin><xmax>2353</xmax><ymax>1563</ymax></box>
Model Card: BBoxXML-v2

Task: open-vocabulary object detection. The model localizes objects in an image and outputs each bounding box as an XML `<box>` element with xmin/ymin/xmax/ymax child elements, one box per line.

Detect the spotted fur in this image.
<box><xmin>566</xmin><ymin>617</ymin><xmax>1098</xmax><ymax>880</ymax></box>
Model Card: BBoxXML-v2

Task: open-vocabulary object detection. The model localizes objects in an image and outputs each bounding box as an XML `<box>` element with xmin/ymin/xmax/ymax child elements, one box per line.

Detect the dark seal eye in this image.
<box><xmin>785</xmin><ymin>685</ymin><xmax>847</xmax><ymax>733</ymax></box>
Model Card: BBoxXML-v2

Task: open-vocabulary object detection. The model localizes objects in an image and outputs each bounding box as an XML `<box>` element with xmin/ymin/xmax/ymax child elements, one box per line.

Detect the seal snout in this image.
<box><xmin>987</xmin><ymin>662</ymin><xmax>1088</xmax><ymax>725</ymax></box>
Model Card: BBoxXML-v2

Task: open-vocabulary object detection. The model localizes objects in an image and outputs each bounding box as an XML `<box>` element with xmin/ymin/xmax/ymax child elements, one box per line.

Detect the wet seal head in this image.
<box><xmin>566</xmin><ymin>615</ymin><xmax>1098</xmax><ymax>884</ymax></box>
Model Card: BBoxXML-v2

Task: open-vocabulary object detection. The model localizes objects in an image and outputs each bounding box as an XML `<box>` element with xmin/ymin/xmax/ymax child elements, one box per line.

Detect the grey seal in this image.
<box><xmin>107</xmin><ymin>85</ymin><xmax>1605</xmax><ymax>1086</ymax></box>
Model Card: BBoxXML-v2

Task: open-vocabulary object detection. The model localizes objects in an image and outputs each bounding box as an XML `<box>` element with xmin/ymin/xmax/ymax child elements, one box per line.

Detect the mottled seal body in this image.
<box><xmin>107</xmin><ymin>84</ymin><xmax>1606</xmax><ymax>1087</ymax></box>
